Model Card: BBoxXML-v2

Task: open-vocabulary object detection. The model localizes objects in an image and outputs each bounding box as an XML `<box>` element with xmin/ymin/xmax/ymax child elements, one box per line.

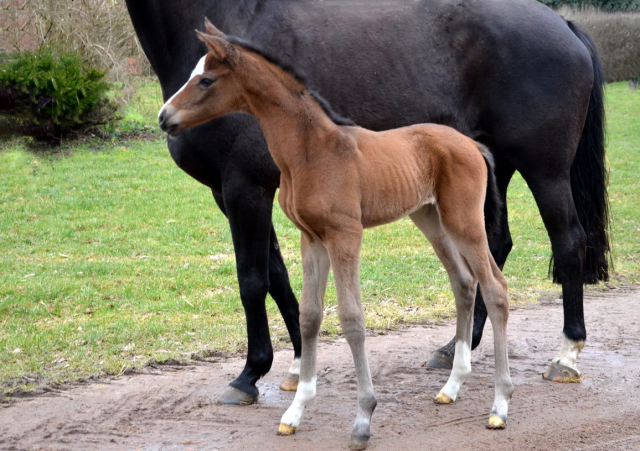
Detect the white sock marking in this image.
<box><xmin>281</xmin><ymin>377</ymin><xmax>316</xmax><ymax>427</ymax></box>
<box><xmin>553</xmin><ymin>335</ymin><xmax>585</xmax><ymax>373</ymax></box>
<box><xmin>440</xmin><ymin>340</ymin><xmax>472</xmax><ymax>401</ymax></box>
<box><xmin>288</xmin><ymin>357</ymin><xmax>301</xmax><ymax>376</ymax></box>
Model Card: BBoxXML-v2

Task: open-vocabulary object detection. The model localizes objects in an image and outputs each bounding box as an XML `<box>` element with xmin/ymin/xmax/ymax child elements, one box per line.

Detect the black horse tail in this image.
<box><xmin>554</xmin><ymin>20</ymin><xmax>610</xmax><ymax>284</ymax></box>
<box><xmin>477</xmin><ymin>143</ymin><xmax>502</xmax><ymax>241</ymax></box>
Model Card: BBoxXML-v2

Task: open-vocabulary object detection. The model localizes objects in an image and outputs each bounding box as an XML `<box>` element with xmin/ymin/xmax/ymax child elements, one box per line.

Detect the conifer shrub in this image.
<box><xmin>0</xmin><ymin>48</ymin><xmax>119</xmax><ymax>141</ymax></box>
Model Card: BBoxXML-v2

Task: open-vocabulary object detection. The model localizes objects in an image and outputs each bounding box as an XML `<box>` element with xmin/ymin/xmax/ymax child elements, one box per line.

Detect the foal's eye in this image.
<box><xmin>199</xmin><ymin>77</ymin><xmax>214</xmax><ymax>88</ymax></box>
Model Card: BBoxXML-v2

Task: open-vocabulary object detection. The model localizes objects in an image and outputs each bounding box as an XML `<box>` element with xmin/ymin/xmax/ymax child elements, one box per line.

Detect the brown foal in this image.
<box><xmin>159</xmin><ymin>21</ymin><xmax>514</xmax><ymax>449</ymax></box>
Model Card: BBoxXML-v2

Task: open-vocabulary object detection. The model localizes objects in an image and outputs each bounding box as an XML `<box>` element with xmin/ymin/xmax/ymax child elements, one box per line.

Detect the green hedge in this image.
<box><xmin>0</xmin><ymin>49</ymin><xmax>119</xmax><ymax>141</ymax></box>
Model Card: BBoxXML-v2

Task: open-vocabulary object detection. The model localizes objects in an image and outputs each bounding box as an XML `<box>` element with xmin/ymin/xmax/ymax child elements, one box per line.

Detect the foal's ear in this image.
<box><xmin>196</xmin><ymin>30</ymin><xmax>239</xmax><ymax>67</ymax></box>
<box><xmin>203</xmin><ymin>17</ymin><xmax>225</xmax><ymax>38</ymax></box>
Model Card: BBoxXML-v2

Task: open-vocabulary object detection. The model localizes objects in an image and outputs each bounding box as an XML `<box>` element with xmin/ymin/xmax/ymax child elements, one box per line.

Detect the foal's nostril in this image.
<box><xmin>158</xmin><ymin>110</ymin><xmax>166</xmax><ymax>126</ymax></box>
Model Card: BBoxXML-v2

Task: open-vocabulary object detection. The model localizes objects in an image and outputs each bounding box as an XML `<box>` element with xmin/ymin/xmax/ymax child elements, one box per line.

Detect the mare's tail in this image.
<box><xmin>556</xmin><ymin>21</ymin><xmax>610</xmax><ymax>284</ymax></box>
<box><xmin>476</xmin><ymin>143</ymin><xmax>502</xmax><ymax>241</ymax></box>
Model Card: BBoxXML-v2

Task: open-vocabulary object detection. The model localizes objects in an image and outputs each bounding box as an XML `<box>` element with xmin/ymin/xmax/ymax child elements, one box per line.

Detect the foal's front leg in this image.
<box><xmin>327</xmin><ymin>230</ymin><xmax>377</xmax><ymax>450</ymax></box>
<box><xmin>278</xmin><ymin>236</ymin><xmax>330</xmax><ymax>435</ymax></box>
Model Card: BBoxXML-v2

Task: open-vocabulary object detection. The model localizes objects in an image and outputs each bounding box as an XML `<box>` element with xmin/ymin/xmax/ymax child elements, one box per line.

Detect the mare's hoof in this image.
<box><xmin>542</xmin><ymin>361</ymin><xmax>582</xmax><ymax>383</ymax></box>
<box><xmin>219</xmin><ymin>386</ymin><xmax>257</xmax><ymax>405</ymax></box>
<box><xmin>427</xmin><ymin>349</ymin><xmax>454</xmax><ymax>370</ymax></box>
<box><xmin>434</xmin><ymin>392</ymin><xmax>453</xmax><ymax>404</ymax></box>
<box><xmin>279</xmin><ymin>373</ymin><xmax>299</xmax><ymax>391</ymax></box>
<box><xmin>487</xmin><ymin>415</ymin><xmax>507</xmax><ymax>429</ymax></box>
<box><xmin>277</xmin><ymin>423</ymin><xmax>296</xmax><ymax>435</ymax></box>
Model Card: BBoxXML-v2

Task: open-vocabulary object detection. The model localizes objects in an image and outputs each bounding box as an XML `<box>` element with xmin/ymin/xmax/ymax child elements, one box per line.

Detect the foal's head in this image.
<box><xmin>158</xmin><ymin>20</ymin><xmax>251</xmax><ymax>136</ymax></box>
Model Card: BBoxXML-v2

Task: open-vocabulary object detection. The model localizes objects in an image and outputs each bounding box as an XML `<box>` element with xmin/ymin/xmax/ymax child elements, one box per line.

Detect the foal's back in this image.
<box><xmin>341</xmin><ymin>123</ymin><xmax>488</xmax><ymax>229</ymax></box>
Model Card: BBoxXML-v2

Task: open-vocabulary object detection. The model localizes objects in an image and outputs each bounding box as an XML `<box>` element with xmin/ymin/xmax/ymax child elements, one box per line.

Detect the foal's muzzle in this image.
<box><xmin>158</xmin><ymin>107</ymin><xmax>181</xmax><ymax>137</ymax></box>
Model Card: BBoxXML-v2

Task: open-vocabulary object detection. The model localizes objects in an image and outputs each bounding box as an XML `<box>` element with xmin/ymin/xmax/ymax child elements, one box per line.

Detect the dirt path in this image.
<box><xmin>2</xmin><ymin>287</ymin><xmax>640</xmax><ymax>451</ymax></box>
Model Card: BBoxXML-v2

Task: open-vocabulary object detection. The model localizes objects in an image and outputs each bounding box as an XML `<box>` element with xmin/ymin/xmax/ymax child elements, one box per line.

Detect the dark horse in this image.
<box><xmin>125</xmin><ymin>0</ymin><xmax>608</xmax><ymax>405</ymax></box>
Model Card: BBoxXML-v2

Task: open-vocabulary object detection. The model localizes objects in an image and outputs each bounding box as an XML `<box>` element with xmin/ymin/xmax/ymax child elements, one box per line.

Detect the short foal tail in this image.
<box><xmin>476</xmin><ymin>143</ymin><xmax>502</xmax><ymax>240</ymax></box>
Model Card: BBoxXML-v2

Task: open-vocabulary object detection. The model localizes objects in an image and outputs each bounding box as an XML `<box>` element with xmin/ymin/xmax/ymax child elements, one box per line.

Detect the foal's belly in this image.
<box><xmin>361</xmin><ymin>192</ymin><xmax>435</xmax><ymax>229</ymax></box>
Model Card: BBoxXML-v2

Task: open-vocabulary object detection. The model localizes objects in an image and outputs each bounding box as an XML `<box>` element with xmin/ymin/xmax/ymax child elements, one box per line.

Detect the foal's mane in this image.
<box><xmin>224</xmin><ymin>36</ymin><xmax>355</xmax><ymax>126</ymax></box>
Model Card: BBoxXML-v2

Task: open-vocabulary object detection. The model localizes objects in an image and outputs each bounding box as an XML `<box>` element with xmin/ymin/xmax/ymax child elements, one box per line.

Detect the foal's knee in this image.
<box><xmin>299</xmin><ymin>304</ymin><xmax>323</xmax><ymax>339</ymax></box>
<box><xmin>484</xmin><ymin>282</ymin><xmax>509</xmax><ymax>321</ymax></box>
<box><xmin>338</xmin><ymin>310</ymin><xmax>366</xmax><ymax>344</ymax></box>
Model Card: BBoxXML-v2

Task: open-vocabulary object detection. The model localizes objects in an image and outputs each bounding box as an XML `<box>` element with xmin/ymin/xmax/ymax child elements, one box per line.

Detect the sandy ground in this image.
<box><xmin>2</xmin><ymin>286</ymin><xmax>640</xmax><ymax>451</ymax></box>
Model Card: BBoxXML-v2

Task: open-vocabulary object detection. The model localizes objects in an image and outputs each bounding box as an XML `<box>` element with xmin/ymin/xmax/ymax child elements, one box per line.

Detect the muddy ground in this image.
<box><xmin>2</xmin><ymin>287</ymin><xmax>640</xmax><ymax>451</ymax></box>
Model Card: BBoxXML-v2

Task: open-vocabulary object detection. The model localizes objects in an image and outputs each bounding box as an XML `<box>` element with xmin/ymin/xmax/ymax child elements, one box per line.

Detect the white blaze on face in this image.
<box><xmin>158</xmin><ymin>55</ymin><xmax>207</xmax><ymax>119</ymax></box>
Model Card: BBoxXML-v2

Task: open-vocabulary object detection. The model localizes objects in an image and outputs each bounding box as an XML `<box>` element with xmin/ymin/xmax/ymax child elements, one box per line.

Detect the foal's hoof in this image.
<box><xmin>434</xmin><ymin>392</ymin><xmax>453</xmax><ymax>404</ymax></box>
<box><xmin>427</xmin><ymin>342</ymin><xmax>455</xmax><ymax>370</ymax></box>
<box><xmin>487</xmin><ymin>415</ymin><xmax>507</xmax><ymax>429</ymax></box>
<box><xmin>542</xmin><ymin>361</ymin><xmax>582</xmax><ymax>383</ymax></box>
<box><xmin>349</xmin><ymin>438</ymin><xmax>369</xmax><ymax>450</ymax></box>
<box><xmin>279</xmin><ymin>373</ymin><xmax>299</xmax><ymax>392</ymax></box>
<box><xmin>277</xmin><ymin>423</ymin><xmax>296</xmax><ymax>435</ymax></box>
<box><xmin>219</xmin><ymin>386</ymin><xmax>258</xmax><ymax>405</ymax></box>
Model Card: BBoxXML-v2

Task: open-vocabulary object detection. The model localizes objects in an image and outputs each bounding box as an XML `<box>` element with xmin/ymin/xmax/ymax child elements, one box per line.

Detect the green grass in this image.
<box><xmin>0</xmin><ymin>81</ymin><xmax>638</xmax><ymax>393</ymax></box>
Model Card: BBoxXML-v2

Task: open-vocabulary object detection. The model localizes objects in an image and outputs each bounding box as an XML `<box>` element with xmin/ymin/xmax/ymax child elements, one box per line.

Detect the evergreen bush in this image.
<box><xmin>0</xmin><ymin>48</ymin><xmax>119</xmax><ymax>141</ymax></box>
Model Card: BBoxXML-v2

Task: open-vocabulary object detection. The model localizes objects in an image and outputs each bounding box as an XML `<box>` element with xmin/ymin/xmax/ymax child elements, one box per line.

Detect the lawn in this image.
<box><xmin>0</xmin><ymin>81</ymin><xmax>638</xmax><ymax>394</ymax></box>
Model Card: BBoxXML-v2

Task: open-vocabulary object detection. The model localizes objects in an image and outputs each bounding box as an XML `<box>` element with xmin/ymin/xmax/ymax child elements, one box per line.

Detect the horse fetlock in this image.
<box><xmin>280</xmin><ymin>377</ymin><xmax>316</xmax><ymax>428</ymax></box>
<box><xmin>359</xmin><ymin>391</ymin><xmax>377</xmax><ymax>414</ymax></box>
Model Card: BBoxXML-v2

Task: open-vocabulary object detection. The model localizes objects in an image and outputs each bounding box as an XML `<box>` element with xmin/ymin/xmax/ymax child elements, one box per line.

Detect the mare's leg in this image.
<box><xmin>410</xmin><ymin>207</ymin><xmax>476</xmax><ymax>403</ymax></box>
<box><xmin>212</xmin><ymin>186</ymin><xmax>275</xmax><ymax>405</ymax></box>
<box><xmin>428</xmin><ymin>161</ymin><xmax>516</xmax><ymax>369</ymax></box>
<box><xmin>266</xmin><ymin>225</ymin><xmax>302</xmax><ymax>391</ymax></box>
<box><xmin>520</xmin><ymin>172</ymin><xmax>587</xmax><ymax>381</ymax></box>
<box><xmin>278</xmin><ymin>236</ymin><xmax>330</xmax><ymax>435</ymax></box>
<box><xmin>327</xmin><ymin>229</ymin><xmax>376</xmax><ymax>449</ymax></box>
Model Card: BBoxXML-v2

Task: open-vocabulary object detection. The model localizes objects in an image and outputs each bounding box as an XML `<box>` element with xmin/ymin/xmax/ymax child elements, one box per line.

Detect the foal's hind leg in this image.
<box><xmin>278</xmin><ymin>236</ymin><xmax>330</xmax><ymax>435</ymax></box>
<box><xmin>440</xmin><ymin>214</ymin><xmax>514</xmax><ymax>428</ymax></box>
<box><xmin>428</xmin><ymin>161</ymin><xmax>516</xmax><ymax>369</ymax></box>
<box><xmin>410</xmin><ymin>207</ymin><xmax>476</xmax><ymax>403</ymax></box>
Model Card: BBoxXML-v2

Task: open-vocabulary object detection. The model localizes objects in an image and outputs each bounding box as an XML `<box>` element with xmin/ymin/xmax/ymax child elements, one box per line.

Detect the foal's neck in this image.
<box><xmin>238</xmin><ymin>56</ymin><xmax>343</xmax><ymax>169</ymax></box>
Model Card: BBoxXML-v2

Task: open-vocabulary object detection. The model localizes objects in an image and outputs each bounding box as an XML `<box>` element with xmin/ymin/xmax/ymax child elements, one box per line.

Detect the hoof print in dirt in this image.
<box><xmin>542</xmin><ymin>361</ymin><xmax>582</xmax><ymax>383</ymax></box>
<box><xmin>219</xmin><ymin>386</ymin><xmax>258</xmax><ymax>405</ymax></box>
